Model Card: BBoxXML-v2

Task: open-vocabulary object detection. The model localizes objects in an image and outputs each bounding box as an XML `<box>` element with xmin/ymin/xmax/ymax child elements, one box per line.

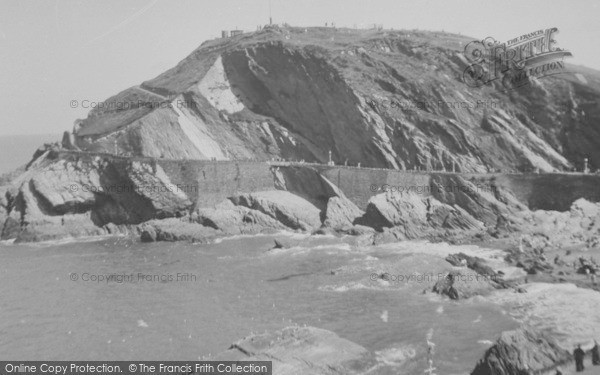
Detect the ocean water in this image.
<box><xmin>0</xmin><ymin>133</ymin><xmax>61</xmax><ymax>174</ymax></box>
<box><xmin>0</xmin><ymin>235</ymin><xmax>518</xmax><ymax>374</ymax></box>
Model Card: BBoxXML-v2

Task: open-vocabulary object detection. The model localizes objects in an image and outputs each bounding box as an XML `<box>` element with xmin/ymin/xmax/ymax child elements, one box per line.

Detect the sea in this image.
<box><xmin>0</xmin><ymin>233</ymin><xmax>521</xmax><ymax>375</ymax></box>
<box><xmin>0</xmin><ymin>134</ymin><xmax>62</xmax><ymax>175</ymax></box>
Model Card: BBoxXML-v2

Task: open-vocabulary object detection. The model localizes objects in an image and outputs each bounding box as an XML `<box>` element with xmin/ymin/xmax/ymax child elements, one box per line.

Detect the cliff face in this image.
<box><xmin>3</xmin><ymin>147</ymin><xmax>600</xmax><ymax>243</ymax></box>
<box><xmin>0</xmin><ymin>151</ymin><xmax>195</xmax><ymax>242</ymax></box>
<box><xmin>4</xmin><ymin>26</ymin><xmax>600</xmax><ymax>242</ymax></box>
<box><xmin>72</xmin><ymin>26</ymin><xmax>600</xmax><ymax>172</ymax></box>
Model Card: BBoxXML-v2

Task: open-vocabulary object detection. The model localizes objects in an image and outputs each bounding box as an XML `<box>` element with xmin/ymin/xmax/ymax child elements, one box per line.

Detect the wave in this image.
<box><xmin>24</xmin><ymin>234</ymin><xmax>120</xmax><ymax>248</ymax></box>
<box><xmin>375</xmin><ymin>345</ymin><xmax>417</xmax><ymax>366</ymax></box>
<box><xmin>265</xmin><ymin>243</ymin><xmax>353</xmax><ymax>256</ymax></box>
<box><xmin>216</xmin><ymin>230</ymin><xmax>309</xmax><ymax>243</ymax></box>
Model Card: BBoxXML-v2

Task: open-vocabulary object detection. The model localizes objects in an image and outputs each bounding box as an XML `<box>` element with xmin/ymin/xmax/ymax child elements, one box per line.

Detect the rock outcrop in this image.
<box><xmin>358</xmin><ymin>190</ymin><xmax>487</xmax><ymax>238</ymax></box>
<box><xmin>446</xmin><ymin>253</ymin><xmax>498</xmax><ymax>278</ymax></box>
<box><xmin>231</xmin><ymin>191</ymin><xmax>322</xmax><ymax>231</ymax></box>
<box><xmin>517</xmin><ymin>198</ymin><xmax>600</xmax><ymax>248</ymax></box>
<box><xmin>4</xmin><ymin>146</ymin><xmax>600</xmax><ymax>245</ymax></box>
<box><xmin>1</xmin><ymin>150</ymin><xmax>193</xmax><ymax>242</ymax></box>
<box><xmin>140</xmin><ymin>218</ymin><xmax>219</xmax><ymax>243</ymax></box>
<box><xmin>323</xmin><ymin>196</ymin><xmax>364</xmax><ymax>229</ymax></box>
<box><xmin>432</xmin><ymin>269</ymin><xmax>498</xmax><ymax>299</ymax></box>
<box><xmin>471</xmin><ymin>328</ymin><xmax>572</xmax><ymax>375</ymax></box>
<box><xmin>193</xmin><ymin>199</ymin><xmax>285</xmax><ymax>235</ymax></box>
<box><xmin>214</xmin><ymin>326</ymin><xmax>377</xmax><ymax>374</ymax></box>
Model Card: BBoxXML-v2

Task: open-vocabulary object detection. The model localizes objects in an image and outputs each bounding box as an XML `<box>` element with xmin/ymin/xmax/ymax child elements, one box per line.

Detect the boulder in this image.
<box><xmin>358</xmin><ymin>191</ymin><xmax>428</xmax><ymax>234</ymax></box>
<box><xmin>272</xmin><ymin>167</ymin><xmax>341</xmax><ymax>211</ymax></box>
<box><xmin>342</xmin><ymin>225</ymin><xmax>376</xmax><ymax>236</ymax></box>
<box><xmin>338</xmin><ymin>225</ymin><xmax>376</xmax><ymax>247</ymax></box>
<box><xmin>358</xmin><ymin>190</ymin><xmax>485</xmax><ymax>239</ymax></box>
<box><xmin>15</xmin><ymin>213</ymin><xmax>106</xmax><ymax>243</ymax></box>
<box><xmin>143</xmin><ymin>218</ymin><xmax>219</xmax><ymax>243</ymax></box>
<box><xmin>471</xmin><ymin>328</ymin><xmax>572</xmax><ymax>375</ymax></box>
<box><xmin>271</xmin><ymin>238</ymin><xmax>301</xmax><ymax>250</ymax></box>
<box><xmin>445</xmin><ymin>253</ymin><xmax>497</xmax><ymax>277</ymax></box>
<box><xmin>2</xmin><ymin>153</ymin><xmax>198</xmax><ymax>242</ymax></box>
<box><xmin>193</xmin><ymin>200</ymin><xmax>284</xmax><ymax>235</ymax></box>
<box><xmin>372</xmin><ymin>226</ymin><xmax>407</xmax><ymax>245</ymax></box>
<box><xmin>323</xmin><ymin>196</ymin><xmax>364</xmax><ymax>229</ymax></box>
<box><xmin>231</xmin><ymin>191</ymin><xmax>322</xmax><ymax>231</ymax></box>
<box><xmin>140</xmin><ymin>225</ymin><xmax>157</xmax><ymax>242</ymax></box>
<box><xmin>213</xmin><ymin>326</ymin><xmax>376</xmax><ymax>374</ymax></box>
<box><xmin>1</xmin><ymin>216</ymin><xmax>20</xmax><ymax>239</ymax></box>
<box><xmin>430</xmin><ymin>175</ymin><xmax>512</xmax><ymax>227</ymax></box>
<box><xmin>426</xmin><ymin>199</ymin><xmax>483</xmax><ymax>231</ymax></box>
<box><xmin>432</xmin><ymin>270</ymin><xmax>497</xmax><ymax>299</ymax></box>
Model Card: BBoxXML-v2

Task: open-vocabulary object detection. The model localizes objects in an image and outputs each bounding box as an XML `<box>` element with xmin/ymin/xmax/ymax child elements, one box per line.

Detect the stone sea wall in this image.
<box><xmin>156</xmin><ymin>159</ymin><xmax>275</xmax><ymax>208</ymax></box>
<box><xmin>51</xmin><ymin>151</ymin><xmax>600</xmax><ymax>212</ymax></box>
<box><xmin>315</xmin><ymin>165</ymin><xmax>600</xmax><ymax>211</ymax></box>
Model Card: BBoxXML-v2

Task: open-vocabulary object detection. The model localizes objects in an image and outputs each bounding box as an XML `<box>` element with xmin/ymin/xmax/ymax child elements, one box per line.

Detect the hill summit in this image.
<box><xmin>70</xmin><ymin>25</ymin><xmax>600</xmax><ymax>172</ymax></box>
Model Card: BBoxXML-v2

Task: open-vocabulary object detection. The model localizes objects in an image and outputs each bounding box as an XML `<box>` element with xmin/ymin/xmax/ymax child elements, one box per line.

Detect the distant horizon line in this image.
<box><xmin>0</xmin><ymin>132</ymin><xmax>62</xmax><ymax>138</ymax></box>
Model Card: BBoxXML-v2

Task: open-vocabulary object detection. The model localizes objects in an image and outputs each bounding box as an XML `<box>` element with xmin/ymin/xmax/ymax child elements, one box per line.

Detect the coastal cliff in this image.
<box><xmin>3</xmin><ymin>25</ymin><xmax>600</xmax><ymax>242</ymax></box>
<box><xmin>3</xmin><ymin>22</ymin><xmax>600</xmax><ymax>375</ymax></box>
<box><xmin>3</xmin><ymin>147</ymin><xmax>600</xmax><ymax>246</ymax></box>
<box><xmin>70</xmin><ymin>26</ymin><xmax>600</xmax><ymax>173</ymax></box>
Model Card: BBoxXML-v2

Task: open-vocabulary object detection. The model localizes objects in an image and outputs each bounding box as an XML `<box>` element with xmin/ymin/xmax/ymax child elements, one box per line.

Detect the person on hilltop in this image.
<box><xmin>592</xmin><ymin>340</ymin><xmax>600</xmax><ymax>365</ymax></box>
<box><xmin>574</xmin><ymin>344</ymin><xmax>585</xmax><ymax>372</ymax></box>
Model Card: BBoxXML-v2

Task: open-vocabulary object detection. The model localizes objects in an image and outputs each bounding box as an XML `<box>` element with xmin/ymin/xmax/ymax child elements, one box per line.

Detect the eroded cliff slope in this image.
<box><xmin>71</xmin><ymin>26</ymin><xmax>600</xmax><ymax>173</ymax></box>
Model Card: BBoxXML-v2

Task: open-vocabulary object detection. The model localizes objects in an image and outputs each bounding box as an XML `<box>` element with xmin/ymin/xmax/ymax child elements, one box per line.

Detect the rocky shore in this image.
<box><xmin>2</xmin><ymin>147</ymin><xmax>600</xmax><ymax>373</ymax></box>
<box><xmin>211</xmin><ymin>324</ymin><xmax>597</xmax><ymax>375</ymax></box>
<box><xmin>3</xmin><ymin>24</ymin><xmax>600</xmax><ymax>374</ymax></box>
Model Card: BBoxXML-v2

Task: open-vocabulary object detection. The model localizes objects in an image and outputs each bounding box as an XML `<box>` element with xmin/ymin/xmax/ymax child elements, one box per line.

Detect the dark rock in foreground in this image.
<box><xmin>213</xmin><ymin>326</ymin><xmax>378</xmax><ymax>374</ymax></box>
<box><xmin>471</xmin><ymin>328</ymin><xmax>572</xmax><ymax>375</ymax></box>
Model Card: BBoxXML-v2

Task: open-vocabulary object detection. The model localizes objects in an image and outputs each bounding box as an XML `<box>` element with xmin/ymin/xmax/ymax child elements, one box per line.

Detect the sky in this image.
<box><xmin>0</xmin><ymin>0</ymin><xmax>599</xmax><ymax>136</ymax></box>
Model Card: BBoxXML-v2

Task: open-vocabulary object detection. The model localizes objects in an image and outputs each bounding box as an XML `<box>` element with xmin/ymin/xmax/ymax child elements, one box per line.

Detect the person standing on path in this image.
<box><xmin>574</xmin><ymin>344</ymin><xmax>585</xmax><ymax>372</ymax></box>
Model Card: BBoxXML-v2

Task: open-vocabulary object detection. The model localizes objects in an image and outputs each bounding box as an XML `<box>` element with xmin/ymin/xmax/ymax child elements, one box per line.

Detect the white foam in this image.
<box><xmin>24</xmin><ymin>234</ymin><xmax>119</xmax><ymax>248</ymax></box>
<box><xmin>375</xmin><ymin>345</ymin><xmax>417</xmax><ymax>366</ymax></box>
<box><xmin>375</xmin><ymin>240</ymin><xmax>525</xmax><ymax>280</ymax></box>
<box><xmin>319</xmin><ymin>281</ymin><xmax>394</xmax><ymax>293</ymax></box>
<box><xmin>218</xmin><ymin>231</ymin><xmax>308</xmax><ymax>242</ymax></box>
<box><xmin>381</xmin><ymin>310</ymin><xmax>389</xmax><ymax>322</ymax></box>
<box><xmin>267</xmin><ymin>243</ymin><xmax>352</xmax><ymax>256</ymax></box>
